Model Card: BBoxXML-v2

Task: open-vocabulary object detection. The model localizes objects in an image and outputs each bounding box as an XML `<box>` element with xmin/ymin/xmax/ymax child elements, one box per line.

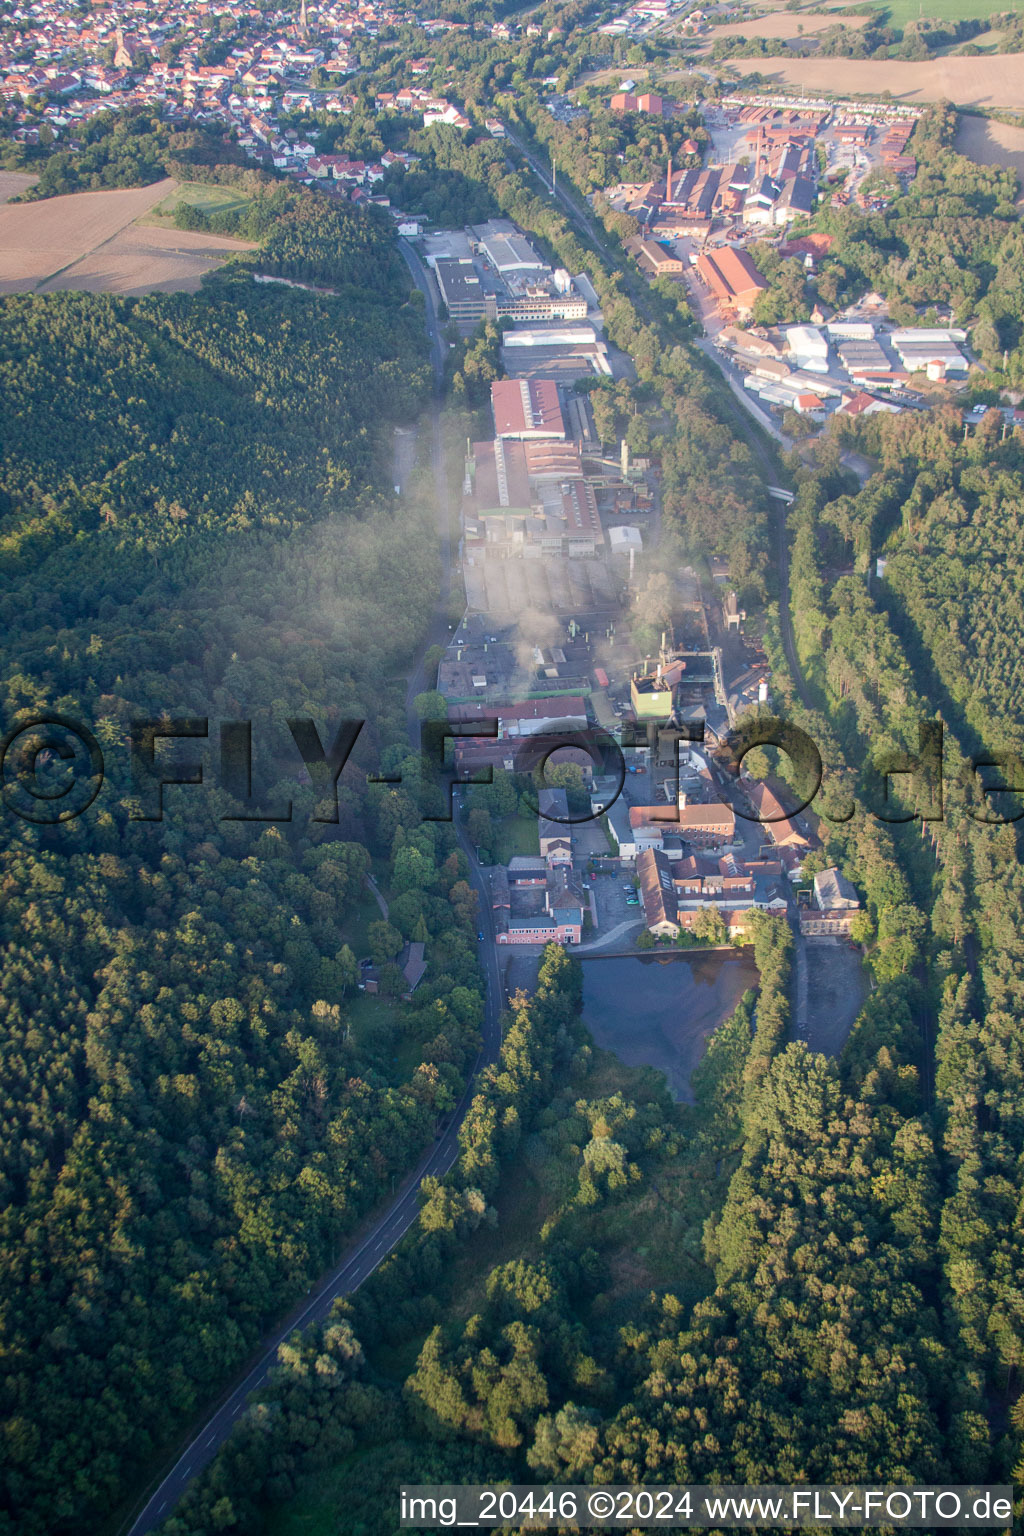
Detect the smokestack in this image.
<box><xmin>666</xmin><ymin>151</ymin><xmax>672</xmax><ymax>203</ymax></box>
<box><xmin>621</xmin><ymin>439</ymin><xmax>629</xmax><ymax>477</ymax></box>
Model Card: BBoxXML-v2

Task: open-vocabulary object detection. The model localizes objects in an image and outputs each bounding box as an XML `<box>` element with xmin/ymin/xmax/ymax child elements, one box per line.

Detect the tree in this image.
<box><xmin>368</xmin><ymin>920</ymin><xmax>404</xmax><ymax>967</ymax></box>
<box><xmin>413</xmin><ymin>689</ymin><xmax>448</xmax><ymax>721</ymax></box>
<box><xmin>467</xmin><ymin>806</ymin><xmax>493</xmax><ymax>850</ymax></box>
<box><xmin>693</xmin><ymin>904</ymin><xmax>726</xmax><ymax>944</ymax></box>
<box><xmin>529</xmin><ymin>1404</ymin><xmax>601</xmax><ymax>1478</ymax></box>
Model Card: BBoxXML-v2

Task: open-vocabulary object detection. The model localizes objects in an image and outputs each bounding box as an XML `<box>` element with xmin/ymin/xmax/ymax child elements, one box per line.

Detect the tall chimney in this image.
<box><xmin>666</xmin><ymin>151</ymin><xmax>672</xmax><ymax>203</ymax></box>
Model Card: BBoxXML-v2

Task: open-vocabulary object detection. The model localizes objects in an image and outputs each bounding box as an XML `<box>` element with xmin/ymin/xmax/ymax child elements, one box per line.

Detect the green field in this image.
<box><xmin>487</xmin><ymin>814</ymin><xmax>543</xmax><ymax>865</ymax></box>
<box><xmin>866</xmin><ymin>0</ymin><xmax>1021</xmax><ymax>25</ymax></box>
<box><xmin>144</xmin><ymin>179</ymin><xmax>253</xmax><ymax>224</ymax></box>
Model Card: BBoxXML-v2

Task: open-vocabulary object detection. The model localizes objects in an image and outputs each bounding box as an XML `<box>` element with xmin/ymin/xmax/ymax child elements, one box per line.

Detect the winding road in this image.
<box><xmin>122</xmin><ymin>235</ymin><xmax>499</xmax><ymax>1536</ymax></box>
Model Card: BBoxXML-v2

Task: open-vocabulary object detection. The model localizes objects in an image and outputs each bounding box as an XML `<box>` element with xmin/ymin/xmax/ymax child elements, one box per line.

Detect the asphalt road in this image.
<box><xmin>399</xmin><ymin>234</ymin><xmax>459</xmax><ymax>740</ymax></box>
<box><xmin>122</xmin><ymin>241</ymin><xmax>495</xmax><ymax>1536</ymax></box>
<box><xmin>399</xmin><ymin>235</ymin><xmax>447</xmax><ymax>391</ymax></box>
<box><xmin>124</xmin><ymin>1064</ymin><xmax>495</xmax><ymax>1536</ymax></box>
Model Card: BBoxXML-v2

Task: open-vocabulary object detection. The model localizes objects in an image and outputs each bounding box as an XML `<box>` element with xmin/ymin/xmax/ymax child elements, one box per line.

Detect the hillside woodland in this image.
<box><xmin>0</xmin><ymin>193</ymin><xmax>497</xmax><ymax>1536</ymax></box>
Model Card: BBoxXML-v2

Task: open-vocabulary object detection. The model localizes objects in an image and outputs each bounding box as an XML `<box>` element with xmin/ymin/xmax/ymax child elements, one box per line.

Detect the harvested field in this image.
<box><xmin>754</xmin><ymin>53</ymin><xmax>1024</xmax><ymax>108</ymax></box>
<box><xmin>38</xmin><ymin>223</ymin><xmax>256</xmax><ymax>295</ymax></box>
<box><xmin>0</xmin><ymin>179</ymin><xmax>251</xmax><ymax>295</ymax></box>
<box><xmin>955</xmin><ymin>113</ymin><xmax>1024</xmax><ymax>200</ymax></box>
<box><xmin>0</xmin><ymin>180</ymin><xmax>174</xmax><ymax>292</ymax></box>
<box><xmin>0</xmin><ymin>170</ymin><xmax>37</xmax><ymax>204</ymax></box>
<box><xmin>703</xmin><ymin>11</ymin><xmax>869</xmax><ymax>40</ymax></box>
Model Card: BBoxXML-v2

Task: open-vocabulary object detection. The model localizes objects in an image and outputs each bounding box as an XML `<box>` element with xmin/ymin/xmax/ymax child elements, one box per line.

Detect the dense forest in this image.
<box><xmin>153</xmin><ymin>868</ymin><xmax>957</xmax><ymax>1536</ymax></box>
<box><xmin>0</xmin><ymin>193</ymin><xmax>498</xmax><ymax>1536</ymax></box>
<box><xmin>765</xmin><ymin>407</ymin><xmax>1024</xmax><ymax>1506</ymax></box>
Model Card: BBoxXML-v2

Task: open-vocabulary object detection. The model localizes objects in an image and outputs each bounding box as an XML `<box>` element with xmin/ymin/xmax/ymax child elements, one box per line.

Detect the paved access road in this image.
<box><xmin>124</xmin><ymin>245</ymin><xmax>496</xmax><ymax>1536</ymax></box>
<box><xmin>125</xmin><ymin>933</ymin><xmax>501</xmax><ymax>1536</ymax></box>
<box><xmin>127</xmin><ymin>875</ymin><xmax>501</xmax><ymax>1536</ymax></box>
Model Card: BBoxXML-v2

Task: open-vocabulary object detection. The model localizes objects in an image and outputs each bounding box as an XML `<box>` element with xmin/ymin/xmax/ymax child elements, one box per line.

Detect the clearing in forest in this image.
<box><xmin>141</xmin><ymin>179</ymin><xmax>254</xmax><ymax>226</ymax></box>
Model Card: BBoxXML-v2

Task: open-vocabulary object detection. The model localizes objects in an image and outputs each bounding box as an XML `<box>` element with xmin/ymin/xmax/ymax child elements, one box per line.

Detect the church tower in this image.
<box><xmin>113</xmin><ymin>24</ymin><xmax>132</xmax><ymax>70</ymax></box>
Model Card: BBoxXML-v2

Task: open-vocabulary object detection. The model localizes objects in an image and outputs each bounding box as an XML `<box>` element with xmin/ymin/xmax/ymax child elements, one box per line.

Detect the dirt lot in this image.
<box><xmin>754</xmin><ymin>53</ymin><xmax>1024</xmax><ymax>109</ymax></box>
<box><xmin>0</xmin><ymin>178</ymin><xmax>252</xmax><ymax>295</ymax></box>
<box><xmin>955</xmin><ymin>113</ymin><xmax>1024</xmax><ymax>201</ymax></box>
<box><xmin>0</xmin><ymin>170</ymin><xmax>37</xmax><ymax>204</ymax></box>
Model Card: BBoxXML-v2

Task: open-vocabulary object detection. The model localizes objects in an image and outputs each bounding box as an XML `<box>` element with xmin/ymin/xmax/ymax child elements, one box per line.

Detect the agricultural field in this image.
<box><xmin>753</xmin><ymin>51</ymin><xmax>1024</xmax><ymax>107</ymax></box>
<box><xmin>870</xmin><ymin>0</ymin><xmax>1006</xmax><ymax>25</ymax></box>
<box><xmin>37</xmin><ymin>222</ymin><xmax>256</xmax><ymax>295</ymax></box>
<box><xmin>0</xmin><ymin>170</ymin><xmax>37</xmax><ymax>203</ymax></box>
<box><xmin>687</xmin><ymin>0</ymin><xmax>1015</xmax><ymax>30</ymax></box>
<box><xmin>0</xmin><ymin>178</ymin><xmax>254</xmax><ymax>295</ymax></box>
<box><xmin>955</xmin><ymin>111</ymin><xmax>1024</xmax><ymax>199</ymax></box>
<box><xmin>701</xmin><ymin>10</ymin><xmax>870</xmax><ymax>42</ymax></box>
<box><xmin>142</xmin><ymin>178</ymin><xmax>254</xmax><ymax>226</ymax></box>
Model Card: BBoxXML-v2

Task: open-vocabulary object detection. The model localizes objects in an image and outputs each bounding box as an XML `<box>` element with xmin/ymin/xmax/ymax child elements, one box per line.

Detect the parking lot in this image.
<box><xmin>587</xmin><ymin>869</ymin><xmax>643</xmax><ymax>936</ymax></box>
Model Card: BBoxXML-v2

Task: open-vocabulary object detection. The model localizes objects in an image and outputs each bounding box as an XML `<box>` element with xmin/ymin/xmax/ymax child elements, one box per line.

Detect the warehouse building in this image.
<box><xmin>785</xmin><ymin>324</ymin><xmax>829</xmax><ymax>372</ymax></box>
<box><xmin>695</xmin><ymin>247</ymin><xmax>768</xmax><ymax>320</ymax></box>
<box><xmin>630</xmin><ymin>238</ymin><xmax>684</xmax><ymax>276</ymax></box>
<box><xmin>491</xmin><ymin>379</ymin><xmax>566</xmax><ymax>440</ymax></box>
<box><xmin>890</xmin><ymin>329</ymin><xmax>968</xmax><ymax>375</ymax></box>
<box><xmin>434</xmin><ymin>257</ymin><xmax>492</xmax><ymax>323</ymax></box>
